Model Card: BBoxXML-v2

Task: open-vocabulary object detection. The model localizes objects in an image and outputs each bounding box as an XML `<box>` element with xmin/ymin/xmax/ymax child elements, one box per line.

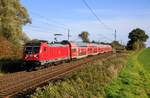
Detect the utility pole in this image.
<box><xmin>68</xmin><ymin>29</ymin><xmax>71</xmax><ymax>41</ymax></box>
<box><xmin>115</xmin><ymin>29</ymin><xmax>117</xmax><ymax>41</ymax></box>
<box><xmin>68</xmin><ymin>29</ymin><xmax>70</xmax><ymax>41</ymax></box>
<box><xmin>121</xmin><ymin>40</ymin><xmax>123</xmax><ymax>45</ymax></box>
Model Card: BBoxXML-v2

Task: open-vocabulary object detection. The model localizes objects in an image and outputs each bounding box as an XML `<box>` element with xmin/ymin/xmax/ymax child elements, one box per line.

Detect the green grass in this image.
<box><xmin>138</xmin><ymin>48</ymin><xmax>150</xmax><ymax>72</ymax></box>
<box><xmin>104</xmin><ymin>48</ymin><xmax>150</xmax><ymax>98</ymax></box>
<box><xmin>32</xmin><ymin>53</ymin><xmax>130</xmax><ymax>98</ymax></box>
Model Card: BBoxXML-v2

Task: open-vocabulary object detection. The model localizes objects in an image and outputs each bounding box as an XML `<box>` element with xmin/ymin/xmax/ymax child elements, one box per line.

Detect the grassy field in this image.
<box><xmin>32</xmin><ymin>52</ymin><xmax>130</xmax><ymax>98</ymax></box>
<box><xmin>105</xmin><ymin>48</ymin><xmax>150</xmax><ymax>98</ymax></box>
<box><xmin>138</xmin><ymin>48</ymin><xmax>150</xmax><ymax>72</ymax></box>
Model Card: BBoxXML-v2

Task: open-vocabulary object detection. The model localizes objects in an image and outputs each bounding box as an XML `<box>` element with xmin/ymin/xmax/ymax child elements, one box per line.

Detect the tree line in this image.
<box><xmin>78</xmin><ymin>28</ymin><xmax>149</xmax><ymax>50</ymax></box>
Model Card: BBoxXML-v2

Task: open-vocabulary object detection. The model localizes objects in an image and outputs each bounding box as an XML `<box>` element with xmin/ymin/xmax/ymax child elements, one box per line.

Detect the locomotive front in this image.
<box><xmin>23</xmin><ymin>43</ymin><xmax>41</xmax><ymax>65</ymax></box>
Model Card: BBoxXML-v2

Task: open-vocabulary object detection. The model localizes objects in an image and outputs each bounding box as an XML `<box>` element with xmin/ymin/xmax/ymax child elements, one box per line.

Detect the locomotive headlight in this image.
<box><xmin>24</xmin><ymin>55</ymin><xmax>29</xmax><ymax>59</ymax></box>
<box><xmin>34</xmin><ymin>55</ymin><xmax>39</xmax><ymax>58</ymax></box>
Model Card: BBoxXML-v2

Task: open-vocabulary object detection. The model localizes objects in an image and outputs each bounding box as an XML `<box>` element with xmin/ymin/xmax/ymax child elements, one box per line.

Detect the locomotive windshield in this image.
<box><xmin>25</xmin><ymin>46</ymin><xmax>40</xmax><ymax>53</ymax></box>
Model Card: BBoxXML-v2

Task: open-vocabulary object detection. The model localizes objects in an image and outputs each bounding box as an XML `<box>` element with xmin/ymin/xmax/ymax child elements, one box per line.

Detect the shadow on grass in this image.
<box><xmin>0</xmin><ymin>59</ymin><xmax>25</xmax><ymax>73</ymax></box>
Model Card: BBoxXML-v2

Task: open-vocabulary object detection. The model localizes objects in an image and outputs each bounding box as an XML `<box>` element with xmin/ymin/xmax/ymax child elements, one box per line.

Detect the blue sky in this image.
<box><xmin>21</xmin><ymin>0</ymin><xmax>150</xmax><ymax>46</ymax></box>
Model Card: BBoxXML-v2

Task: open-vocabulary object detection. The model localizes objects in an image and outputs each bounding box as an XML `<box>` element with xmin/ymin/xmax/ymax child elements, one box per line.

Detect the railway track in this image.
<box><xmin>0</xmin><ymin>52</ymin><xmax>113</xmax><ymax>98</ymax></box>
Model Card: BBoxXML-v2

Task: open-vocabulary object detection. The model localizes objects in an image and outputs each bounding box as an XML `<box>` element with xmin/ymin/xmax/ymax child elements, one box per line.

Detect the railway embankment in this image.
<box><xmin>32</xmin><ymin>51</ymin><xmax>131</xmax><ymax>98</ymax></box>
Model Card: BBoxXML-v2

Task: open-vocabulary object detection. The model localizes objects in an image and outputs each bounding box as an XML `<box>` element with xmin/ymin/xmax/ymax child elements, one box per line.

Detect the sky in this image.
<box><xmin>21</xmin><ymin>0</ymin><xmax>150</xmax><ymax>46</ymax></box>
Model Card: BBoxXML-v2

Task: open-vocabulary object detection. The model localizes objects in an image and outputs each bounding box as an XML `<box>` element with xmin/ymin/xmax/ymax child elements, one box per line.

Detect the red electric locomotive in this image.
<box><xmin>23</xmin><ymin>41</ymin><xmax>70</xmax><ymax>66</ymax></box>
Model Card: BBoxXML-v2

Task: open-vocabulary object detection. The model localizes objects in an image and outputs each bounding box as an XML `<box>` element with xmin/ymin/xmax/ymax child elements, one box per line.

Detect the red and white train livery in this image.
<box><xmin>23</xmin><ymin>41</ymin><xmax>112</xmax><ymax>66</ymax></box>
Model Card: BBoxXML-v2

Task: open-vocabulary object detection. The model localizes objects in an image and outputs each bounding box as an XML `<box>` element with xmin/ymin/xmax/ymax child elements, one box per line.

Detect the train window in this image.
<box><xmin>72</xmin><ymin>49</ymin><xmax>76</xmax><ymax>52</ymax></box>
<box><xmin>44</xmin><ymin>47</ymin><xmax>46</xmax><ymax>52</ymax></box>
<box><xmin>24</xmin><ymin>46</ymin><xmax>40</xmax><ymax>53</ymax></box>
<box><xmin>33</xmin><ymin>47</ymin><xmax>40</xmax><ymax>53</ymax></box>
<box><xmin>25</xmin><ymin>46</ymin><xmax>32</xmax><ymax>53</ymax></box>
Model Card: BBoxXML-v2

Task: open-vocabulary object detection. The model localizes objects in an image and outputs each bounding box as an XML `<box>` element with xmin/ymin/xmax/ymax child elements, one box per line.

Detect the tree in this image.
<box><xmin>19</xmin><ymin>32</ymin><xmax>30</xmax><ymax>42</ymax></box>
<box><xmin>0</xmin><ymin>0</ymin><xmax>31</xmax><ymax>44</ymax></box>
<box><xmin>91</xmin><ymin>40</ymin><xmax>97</xmax><ymax>43</ymax></box>
<box><xmin>111</xmin><ymin>41</ymin><xmax>121</xmax><ymax>49</ymax></box>
<box><xmin>78</xmin><ymin>31</ymin><xmax>90</xmax><ymax>43</ymax></box>
<box><xmin>29</xmin><ymin>39</ymin><xmax>41</xmax><ymax>43</ymax></box>
<box><xmin>127</xmin><ymin>28</ymin><xmax>149</xmax><ymax>50</ymax></box>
